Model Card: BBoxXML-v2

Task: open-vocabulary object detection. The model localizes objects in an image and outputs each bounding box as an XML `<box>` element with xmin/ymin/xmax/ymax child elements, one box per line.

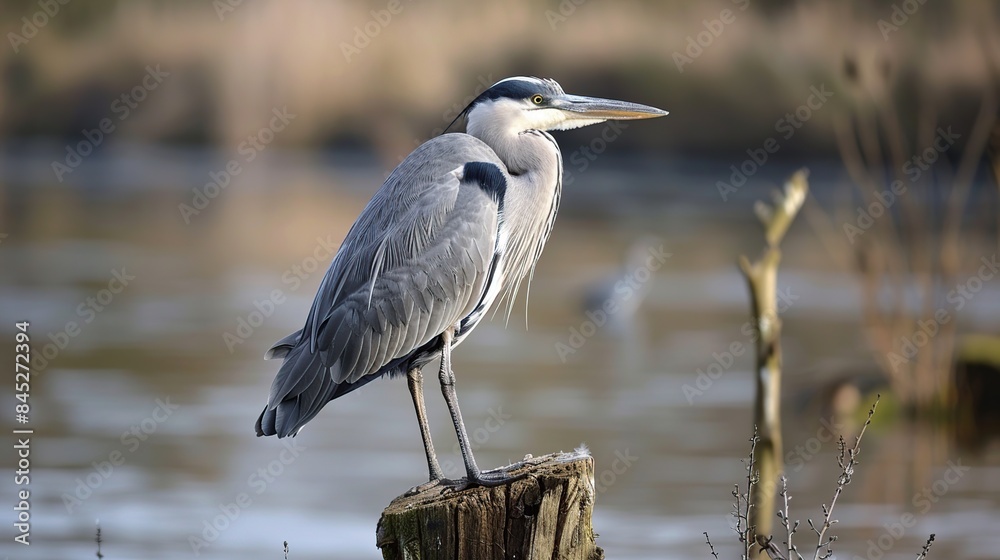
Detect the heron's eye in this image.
<box><xmin>531</xmin><ymin>95</ymin><xmax>544</xmax><ymax>105</ymax></box>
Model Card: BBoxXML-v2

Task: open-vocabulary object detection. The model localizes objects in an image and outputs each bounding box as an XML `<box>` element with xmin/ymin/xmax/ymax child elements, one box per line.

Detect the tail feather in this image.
<box><xmin>272</xmin><ymin>349</ymin><xmax>324</xmax><ymax>405</ymax></box>
<box><xmin>256</xmin><ymin>343</ymin><xmax>336</xmax><ymax>438</ymax></box>
<box><xmin>255</xmin><ymin>334</ymin><xmax>386</xmax><ymax>438</ymax></box>
<box><xmin>265</xmin><ymin>330</ymin><xmax>302</xmax><ymax>360</ymax></box>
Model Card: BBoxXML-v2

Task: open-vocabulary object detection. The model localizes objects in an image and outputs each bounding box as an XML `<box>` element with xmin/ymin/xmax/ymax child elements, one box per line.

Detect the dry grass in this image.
<box><xmin>804</xmin><ymin>42</ymin><xmax>999</xmax><ymax>412</ymax></box>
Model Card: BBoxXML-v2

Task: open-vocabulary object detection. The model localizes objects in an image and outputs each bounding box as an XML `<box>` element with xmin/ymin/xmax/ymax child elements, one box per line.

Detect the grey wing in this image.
<box><xmin>315</xmin><ymin>171</ymin><xmax>498</xmax><ymax>386</ymax></box>
<box><xmin>257</xmin><ymin>135</ymin><xmax>503</xmax><ymax>437</ymax></box>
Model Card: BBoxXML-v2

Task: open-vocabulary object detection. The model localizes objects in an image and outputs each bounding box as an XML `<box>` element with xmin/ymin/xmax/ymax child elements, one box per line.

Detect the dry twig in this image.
<box><xmin>807</xmin><ymin>396</ymin><xmax>879</xmax><ymax>560</ymax></box>
<box><xmin>95</xmin><ymin>520</ymin><xmax>104</xmax><ymax>560</ymax></box>
<box><xmin>915</xmin><ymin>534</ymin><xmax>936</xmax><ymax>560</ymax></box>
<box><xmin>776</xmin><ymin>475</ymin><xmax>802</xmax><ymax>560</ymax></box>
<box><xmin>703</xmin><ymin>531</ymin><xmax>720</xmax><ymax>559</ymax></box>
<box><xmin>732</xmin><ymin>429</ymin><xmax>761</xmax><ymax>559</ymax></box>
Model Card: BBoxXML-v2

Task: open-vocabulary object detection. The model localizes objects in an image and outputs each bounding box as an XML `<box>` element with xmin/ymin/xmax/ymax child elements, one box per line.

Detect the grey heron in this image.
<box><xmin>582</xmin><ymin>235</ymin><xmax>666</xmax><ymax>329</ymax></box>
<box><xmin>255</xmin><ymin>76</ymin><xmax>668</xmax><ymax>487</ymax></box>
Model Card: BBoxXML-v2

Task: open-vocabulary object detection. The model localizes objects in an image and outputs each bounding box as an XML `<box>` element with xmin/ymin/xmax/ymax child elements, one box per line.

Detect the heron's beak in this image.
<box><xmin>556</xmin><ymin>94</ymin><xmax>669</xmax><ymax>120</ymax></box>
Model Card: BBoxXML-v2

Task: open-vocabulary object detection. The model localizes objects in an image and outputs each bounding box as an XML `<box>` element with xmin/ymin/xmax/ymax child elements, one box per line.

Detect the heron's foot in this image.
<box><xmin>437</xmin><ymin>465</ymin><xmax>527</xmax><ymax>491</ymax></box>
<box><xmin>404</xmin><ymin>478</ymin><xmax>446</xmax><ymax>497</ymax></box>
<box><xmin>469</xmin><ymin>468</ymin><xmax>525</xmax><ymax>487</ymax></box>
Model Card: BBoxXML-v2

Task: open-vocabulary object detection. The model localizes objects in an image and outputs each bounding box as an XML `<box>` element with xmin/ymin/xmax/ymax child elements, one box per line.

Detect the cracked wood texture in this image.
<box><xmin>376</xmin><ymin>452</ymin><xmax>603</xmax><ymax>560</ymax></box>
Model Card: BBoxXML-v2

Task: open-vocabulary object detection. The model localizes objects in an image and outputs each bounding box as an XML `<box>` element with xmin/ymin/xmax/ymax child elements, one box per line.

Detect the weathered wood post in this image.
<box><xmin>376</xmin><ymin>451</ymin><xmax>603</xmax><ymax>560</ymax></box>
<box><xmin>738</xmin><ymin>169</ymin><xmax>808</xmax><ymax>556</ymax></box>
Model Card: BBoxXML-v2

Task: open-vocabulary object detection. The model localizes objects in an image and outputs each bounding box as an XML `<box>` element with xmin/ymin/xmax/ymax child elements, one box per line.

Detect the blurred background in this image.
<box><xmin>2</xmin><ymin>0</ymin><xmax>1000</xmax><ymax>558</ymax></box>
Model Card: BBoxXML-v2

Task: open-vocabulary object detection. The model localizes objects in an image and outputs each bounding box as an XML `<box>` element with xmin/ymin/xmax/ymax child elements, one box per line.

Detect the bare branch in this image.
<box><xmin>755</xmin><ymin>170</ymin><xmax>809</xmax><ymax>248</ymax></box>
<box><xmin>915</xmin><ymin>534</ymin><xmax>936</xmax><ymax>560</ymax></box>
<box><xmin>810</xmin><ymin>396</ymin><xmax>880</xmax><ymax>560</ymax></box>
<box><xmin>733</xmin><ymin>428</ymin><xmax>761</xmax><ymax>559</ymax></box>
<box><xmin>704</xmin><ymin>532</ymin><xmax>720</xmax><ymax>559</ymax></box>
<box><xmin>95</xmin><ymin>520</ymin><xmax>104</xmax><ymax>560</ymax></box>
<box><xmin>777</xmin><ymin>476</ymin><xmax>803</xmax><ymax>560</ymax></box>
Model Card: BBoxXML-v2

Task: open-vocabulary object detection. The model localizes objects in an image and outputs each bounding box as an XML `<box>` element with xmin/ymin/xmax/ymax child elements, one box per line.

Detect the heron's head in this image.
<box><xmin>458</xmin><ymin>77</ymin><xmax>668</xmax><ymax>137</ymax></box>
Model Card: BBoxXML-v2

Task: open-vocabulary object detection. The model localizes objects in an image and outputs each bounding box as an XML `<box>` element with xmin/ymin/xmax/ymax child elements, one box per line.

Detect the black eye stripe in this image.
<box><xmin>478</xmin><ymin>78</ymin><xmax>563</xmax><ymax>103</ymax></box>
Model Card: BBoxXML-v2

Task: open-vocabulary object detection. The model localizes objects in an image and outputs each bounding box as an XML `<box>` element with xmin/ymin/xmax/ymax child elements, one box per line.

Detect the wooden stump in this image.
<box><xmin>376</xmin><ymin>451</ymin><xmax>603</xmax><ymax>560</ymax></box>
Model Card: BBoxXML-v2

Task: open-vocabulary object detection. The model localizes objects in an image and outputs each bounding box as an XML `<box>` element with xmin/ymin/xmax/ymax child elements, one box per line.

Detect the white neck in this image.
<box><xmin>465</xmin><ymin>99</ymin><xmax>565</xmax><ymax>318</ymax></box>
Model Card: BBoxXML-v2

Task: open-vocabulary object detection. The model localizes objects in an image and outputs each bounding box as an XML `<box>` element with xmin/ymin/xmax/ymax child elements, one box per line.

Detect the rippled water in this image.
<box><xmin>2</xmin><ymin>147</ymin><xmax>999</xmax><ymax>559</ymax></box>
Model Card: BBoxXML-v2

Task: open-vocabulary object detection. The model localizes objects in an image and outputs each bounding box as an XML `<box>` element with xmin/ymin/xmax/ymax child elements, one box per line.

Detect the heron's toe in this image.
<box><xmin>466</xmin><ymin>469</ymin><xmax>527</xmax><ymax>488</ymax></box>
<box><xmin>404</xmin><ymin>478</ymin><xmax>449</xmax><ymax>497</ymax></box>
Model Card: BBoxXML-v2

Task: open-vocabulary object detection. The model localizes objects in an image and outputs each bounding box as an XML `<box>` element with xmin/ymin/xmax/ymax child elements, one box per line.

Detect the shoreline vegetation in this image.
<box><xmin>1</xmin><ymin>1</ymin><xmax>996</xmax><ymax>159</ymax></box>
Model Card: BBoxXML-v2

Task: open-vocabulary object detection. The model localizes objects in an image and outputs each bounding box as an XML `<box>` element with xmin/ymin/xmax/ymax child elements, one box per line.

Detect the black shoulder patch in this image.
<box><xmin>462</xmin><ymin>161</ymin><xmax>507</xmax><ymax>205</ymax></box>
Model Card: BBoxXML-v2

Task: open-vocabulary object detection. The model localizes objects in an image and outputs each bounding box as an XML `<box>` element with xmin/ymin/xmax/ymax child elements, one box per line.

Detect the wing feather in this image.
<box><xmin>257</xmin><ymin>134</ymin><xmax>507</xmax><ymax>437</ymax></box>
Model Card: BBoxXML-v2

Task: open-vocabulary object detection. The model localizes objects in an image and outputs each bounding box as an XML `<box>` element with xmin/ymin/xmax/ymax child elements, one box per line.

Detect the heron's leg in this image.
<box><xmin>406</xmin><ymin>366</ymin><xmax>444</xmax><ymax>482</ymax></box>
<box><xmin>437</xmin><ymin>328</ymin><xmax>516</xmax><ymax>487</ymax></box>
